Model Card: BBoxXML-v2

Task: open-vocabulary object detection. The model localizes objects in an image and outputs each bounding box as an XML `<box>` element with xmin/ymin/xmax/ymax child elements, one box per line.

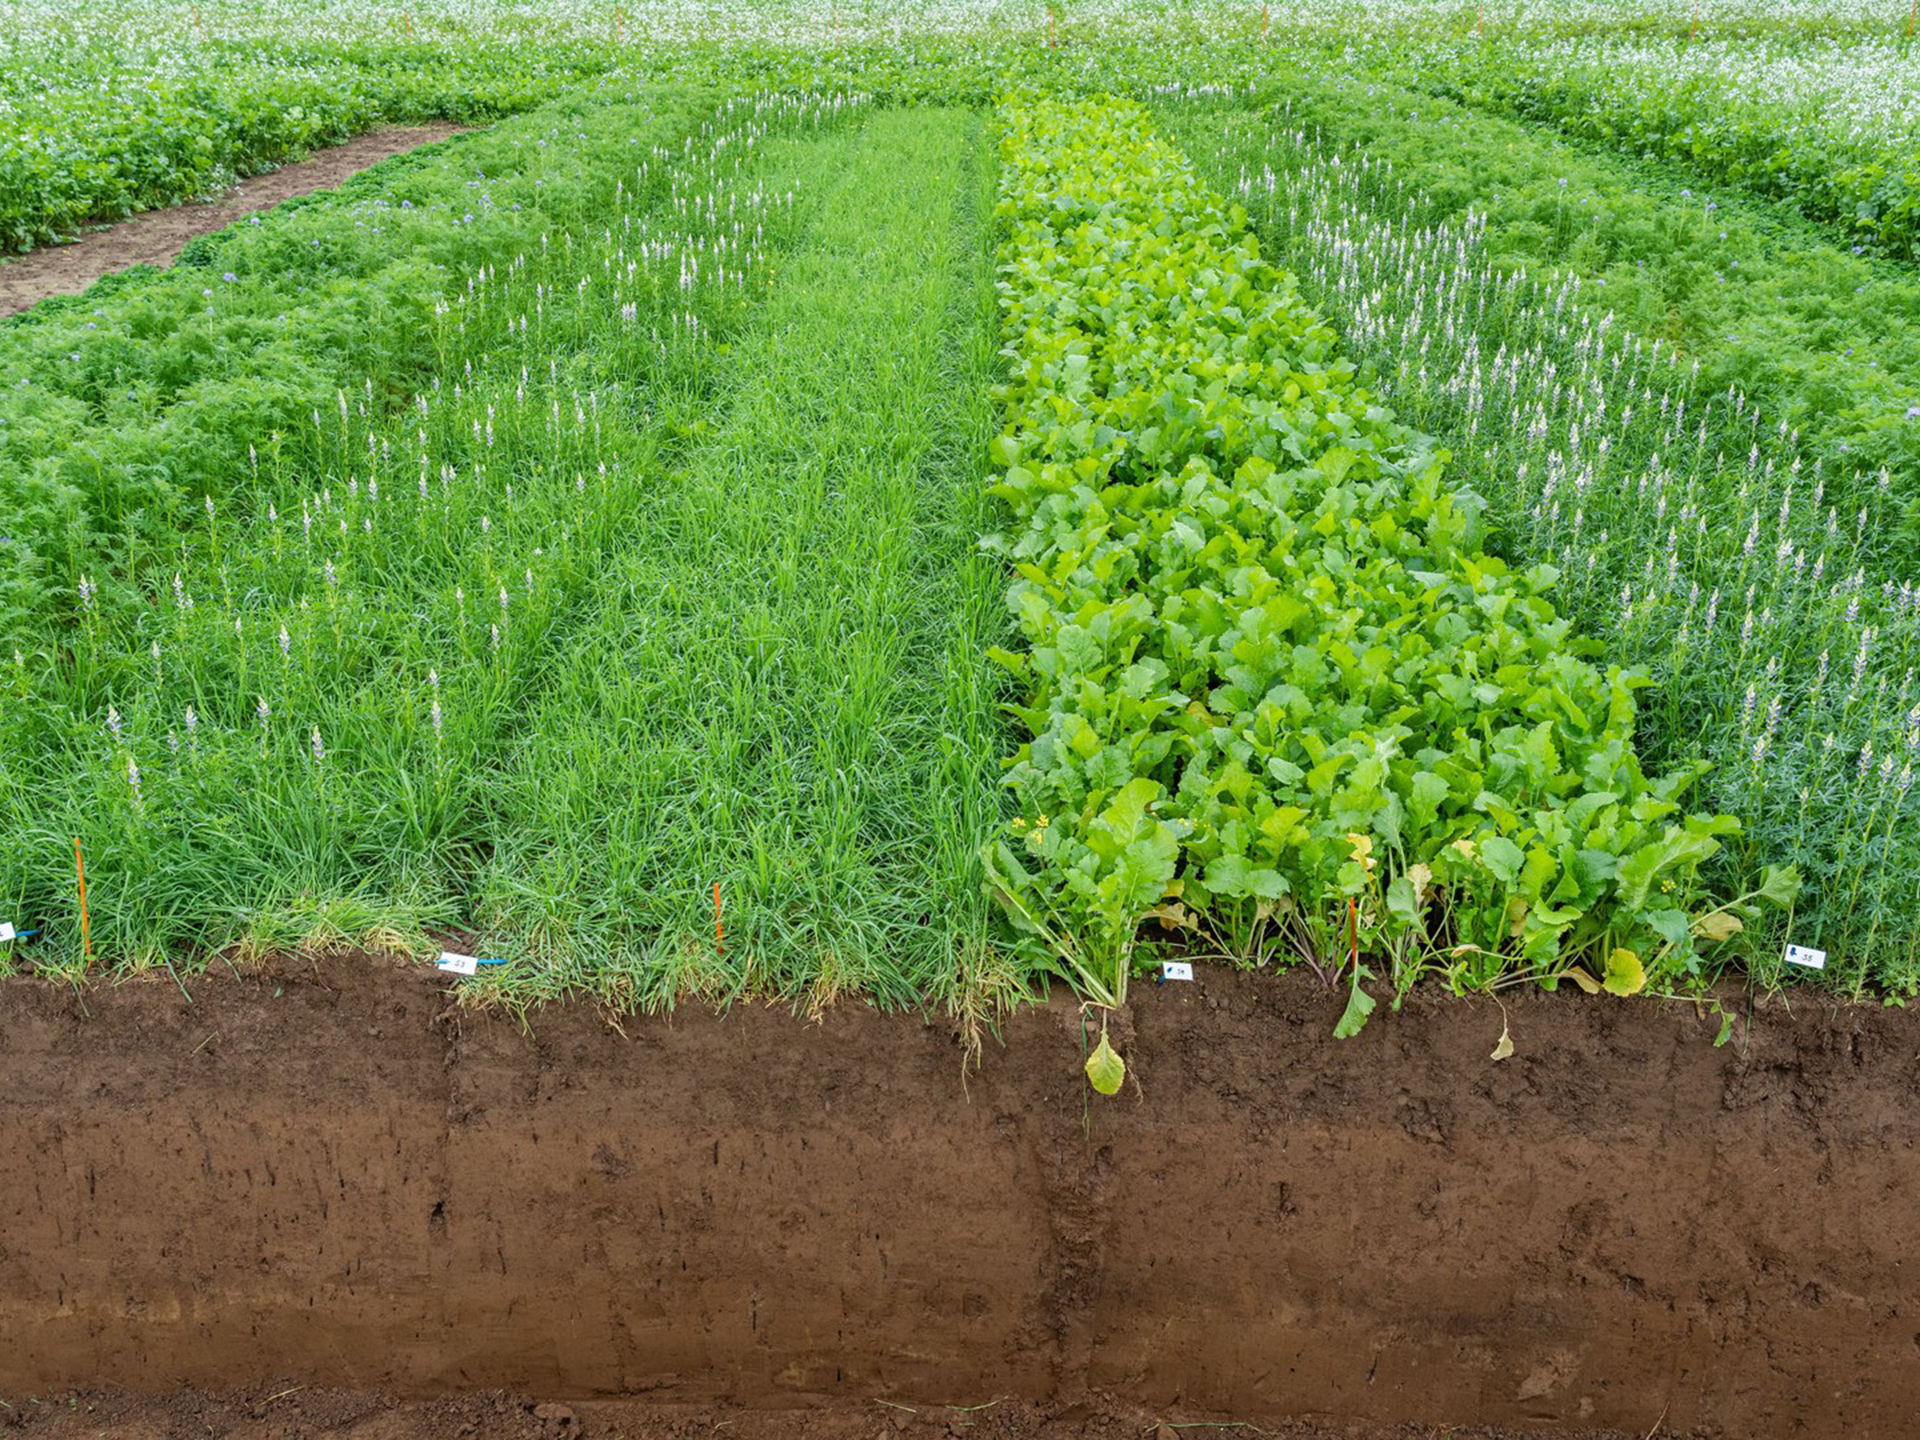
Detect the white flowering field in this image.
<box><xmin>1</xmin><ymin>0</ymin><xmax>1915</xmax><ymax>1026</ymax></box>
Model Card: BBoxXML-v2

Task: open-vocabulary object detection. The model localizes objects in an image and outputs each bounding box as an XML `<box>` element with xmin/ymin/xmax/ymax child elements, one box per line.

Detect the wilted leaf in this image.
<box><xmin>1695</xmin><ymin>911</ymin><xmax>1744</xmax><ymax>943</ymax></box>
<box><xmin>1506</xmin><ymin>897</ymin><xmax>1530</xmax><ymax>938</ymax></box>
<box><xmin>1564</xmin><ymin>966</ymin><xmax>1602</xmax><ymax>995</ymax></box>
<box><xmin>1143</xmin><ymin>902</ymin><xmax>1200</xmax><ymax>932</ymax></box>
<box><xmin>1602</xmin><ymin>946</ymin><xmax>1646</xmax><ymax>997</ymax></box>
<box><xmin>1490</xmin><ymin>1016</ymin><xmax>1514</xmax><ymax>1062</ymax></box>
<box><xmin>1085</xmin><ymin>1031</ymin><xmax>1125</xmax><ymax>1095</ymax></box>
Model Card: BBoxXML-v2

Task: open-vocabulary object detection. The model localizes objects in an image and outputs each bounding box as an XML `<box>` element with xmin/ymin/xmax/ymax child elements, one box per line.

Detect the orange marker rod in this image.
<box><xmin>714</xmin><ymin>882</ymin><xmax>724</xmax><ymax>956</ymax></box>
<box><xmin>74</xmin><ymin>837</ymin><xmax>92</xmax><ymax>963</ymax></box>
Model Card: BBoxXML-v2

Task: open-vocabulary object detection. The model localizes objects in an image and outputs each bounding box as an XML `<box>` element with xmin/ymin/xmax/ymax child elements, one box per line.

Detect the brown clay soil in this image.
<box><xmin>0</xmin><ymin>1387</ymin><xmax>1649</xmax><ymax>1439</ymax></box>
<box><xmin>0</xmin><ymin>126</ymin><xmax>465</xmax><ymax>318</ymax></box>
<box><xmin>1</xmin><ymin>958</ymin><xmax>1915</xmax><ymax>1439</ymax></box>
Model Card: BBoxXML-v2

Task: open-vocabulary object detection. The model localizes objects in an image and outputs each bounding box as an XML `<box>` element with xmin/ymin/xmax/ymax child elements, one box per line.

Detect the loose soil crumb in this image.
<box><xmin>0</xmin><ymin>125</ymin><xmax>465</xmax><ymax>318</ymax></box>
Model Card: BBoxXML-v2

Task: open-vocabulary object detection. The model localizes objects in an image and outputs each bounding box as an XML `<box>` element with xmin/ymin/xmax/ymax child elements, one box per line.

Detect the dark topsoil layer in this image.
<box><xmin>1</xmin><ymin>957</ymin><xmax>1915</xmax><ymax>1440</ymax></box>
<box><xmin>0</xmin><ymin>126</ymin><xmax>464</xmax><ymax>318</ymax></box>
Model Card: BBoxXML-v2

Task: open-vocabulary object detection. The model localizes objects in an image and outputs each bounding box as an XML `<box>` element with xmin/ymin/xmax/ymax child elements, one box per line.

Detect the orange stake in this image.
<box><xmin>714</xmin><ymin>882</ymin><xmax>724</xmax><ymax>956</ymax></box>
<box><xmin>1348</xmin><ymin>896</ymin><xmax>1359</xmax><ymax>972</ymax></box>
<box><xmin>74</xmin><ymin>837</ymin><xmax>92</xmax><ymax>963</ymax></box>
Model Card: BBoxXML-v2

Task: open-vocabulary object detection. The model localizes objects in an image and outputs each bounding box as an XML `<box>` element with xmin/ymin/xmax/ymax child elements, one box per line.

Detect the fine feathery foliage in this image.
<box><xmin>0</xmin><ymin>98</ymin><xmax>1015</xmax><ymax>1016</ymax></box>
<box><xmin>982</xmin><ymin>96</ymin><xmax>1794</xmax><ymax>1017</ymax></box>
<box><xmin>0</xmin><ymin>87</ymin><xmax>719</xmax><ymax>645</ymax></box>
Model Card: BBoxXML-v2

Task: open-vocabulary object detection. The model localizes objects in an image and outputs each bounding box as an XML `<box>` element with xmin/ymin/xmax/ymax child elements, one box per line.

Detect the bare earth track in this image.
<box><xmin>0</xmin><ymin>126</ymin><xmax>464</xmax><ymax>318</ymax></box>
<box><xmin>2</xmin><ymin>960</ymin><xmax>1914</xmax><ymax>1438</ymax></box>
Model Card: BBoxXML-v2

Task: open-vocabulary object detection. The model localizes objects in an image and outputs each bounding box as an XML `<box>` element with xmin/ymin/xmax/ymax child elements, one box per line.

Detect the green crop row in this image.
<box><xmin>0</xmin><ymin>84</ymin><xmax>718</xmax><ymax>644</ymax></box>
<box><xmin>984</xmin><ymin>95</ymin><xmax>1793</xmax><ymax>1024</ymax></box>
<box><xmin>0</xmin><ymin>32</ymin><xmax>621</xmax><ymax>253</ymax></box>
<box><xmin>1167</xmin><ymin>94</ymin><xmax>1920</xmax><ymax>989</ymax></box>
<box><xmin>7</xmin><ymin>0</ymin><xmax>1909</xmax><ymax>271</ymax></box>
<box><xmin>1389</xmin><ymin>35</ymin><xmax>1920</xmax><ymax>259</ymax></box>
<box><xmin>1200</xmin><ymin>63</ymin><xmax>1920</xmax><ymax>562</ymax></box>
<box><xmin>0</xmin><ymin>91</ymin><xmax>879</xmax><ymax>984</ymax></box>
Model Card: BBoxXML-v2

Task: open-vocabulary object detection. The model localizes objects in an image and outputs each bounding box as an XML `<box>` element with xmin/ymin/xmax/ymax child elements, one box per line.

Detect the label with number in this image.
<box><xmin>0</xmin><ymin>922</ymin><xmax>14</xmax><ymax>943</ymax></box>
<box><xmin>1784</xmin><ymin>944</ymin><xmax>1827</xmax><ymax>970</ymax></box>
<box><xmin>436</xmin><ymin>951</ymin><xmax>480</xmax><ymax>976</ymax></box>
<box><xmin>1161</xmin><ymin>960</ymin><xmax>1194</xmax><ymax>982</ymax></box>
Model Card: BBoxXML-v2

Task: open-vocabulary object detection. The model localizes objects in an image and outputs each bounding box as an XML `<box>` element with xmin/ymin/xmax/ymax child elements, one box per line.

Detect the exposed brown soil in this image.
<box><xmin>0</xmin><ymin>126</ymin><xmax>465</xmax><ymax>318</ymax></box>
<box><xmin>0</xmin><ymin>1386</ymin><xmax>1640</xmax><ymax>1439</ymax></box>
<box><xmin>2</xmin><ymin>959</ymin><xmax>1915</xmax><ymax>1438</ymax></box>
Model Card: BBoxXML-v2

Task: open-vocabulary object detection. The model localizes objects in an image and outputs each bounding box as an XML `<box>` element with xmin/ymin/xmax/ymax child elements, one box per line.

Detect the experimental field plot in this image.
<box><xmin>2</xmin><ymin>0</ymin><xmax>1916</xmax><ymax>1020</ymax></box>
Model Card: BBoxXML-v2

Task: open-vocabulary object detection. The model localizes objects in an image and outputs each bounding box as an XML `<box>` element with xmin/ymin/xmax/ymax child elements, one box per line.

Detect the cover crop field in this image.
<box><xmin>2</xmin><ymin>0</ymin><xmax>1917</xmax><ymax>1026</ymax></box>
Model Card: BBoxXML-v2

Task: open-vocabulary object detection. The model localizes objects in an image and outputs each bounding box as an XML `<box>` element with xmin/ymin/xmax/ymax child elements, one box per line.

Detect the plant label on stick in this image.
<box><xmin>1161</xmin><ymin>961</ymin><xmax>1194</xmax><ymax>982</ymax></box>
<box><xmin>74</xmin><ymin>837</ymin><xmax>91</xmax><ymax>962</ymax></box>
<box><xmin>436</xmin><ymin>951</ymin><xmax>480</xmax><ymax>976</ymax></box>
<box><xmin>1783</xmin><ymin>944</ymin><xmax>1827</xmax><ymax>971</ymax></box>
<box><xmin>0</xmin><ymin>923</ymin><xmax>13</xmax><ymax>943</ymax></box>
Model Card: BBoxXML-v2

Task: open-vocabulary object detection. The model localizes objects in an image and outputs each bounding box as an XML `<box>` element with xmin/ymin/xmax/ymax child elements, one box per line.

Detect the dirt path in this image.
<box><xmin>0</xmin><ymin>125</ymin><xmax>465</xmax><ymax>318</ymax></box>
<box><xmin>0</xmin><ymin>959</ymin><xmax>1912</xmax><ymax>1438</ymax></box>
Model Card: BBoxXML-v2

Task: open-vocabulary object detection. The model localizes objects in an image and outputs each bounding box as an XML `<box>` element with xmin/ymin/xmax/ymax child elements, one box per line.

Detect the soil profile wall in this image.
<box><xmin>1</xmin><ymin>960</ymin><xmax>1914</xmax><ymax>1438</ymax></box>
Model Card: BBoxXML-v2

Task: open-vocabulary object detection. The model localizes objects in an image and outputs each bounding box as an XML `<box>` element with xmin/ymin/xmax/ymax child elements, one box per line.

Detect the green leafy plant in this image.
<box><xmin>984</xmin><ymin>95</ymin><xmax>1796</xmax><ymax>1032</ymax></box>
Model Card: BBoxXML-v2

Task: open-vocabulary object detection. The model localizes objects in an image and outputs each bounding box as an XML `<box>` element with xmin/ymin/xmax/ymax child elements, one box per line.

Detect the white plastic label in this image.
<box><xmin>0</xmin><ymin>922</ymin><xmax>14</xmax><ymax>943</ymax></box>
<box><xmin>1161</xmin><ymin>961</ymin><xmax>1194</xmax><ymax>982</ymax></box>
<box><xmin>1784</xmin><ymin>944</ymin><xmax>1827</xmax><ymax>971</ymax></box>
<box><xmin>436</xmin><ymin>950</ymin><xmax>480</xmax><ymax>976</ymax></box>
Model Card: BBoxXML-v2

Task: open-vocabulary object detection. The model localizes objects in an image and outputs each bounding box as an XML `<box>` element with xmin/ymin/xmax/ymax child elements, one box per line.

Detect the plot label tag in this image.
<box><xmin>436</xmin><ymin>951</ymin><xmax>480</xmax><ymax>976</ymax></box>
<box><xmin>1161</xmin><ymin>961</ymin><xmax>1194</xmax><ymax>982</ymax></box>
<box><xmin>1783</xmin><ymin>944</ymin><xmax>1827</xmax><ymax>970</ymax></box>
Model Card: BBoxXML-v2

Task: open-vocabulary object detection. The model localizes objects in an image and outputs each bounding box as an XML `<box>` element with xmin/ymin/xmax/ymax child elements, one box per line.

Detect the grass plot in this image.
<box><xmin>472</xmin><ymin>108</ymin><xmax>1010</xmax><ymax>1010</ymax></box>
